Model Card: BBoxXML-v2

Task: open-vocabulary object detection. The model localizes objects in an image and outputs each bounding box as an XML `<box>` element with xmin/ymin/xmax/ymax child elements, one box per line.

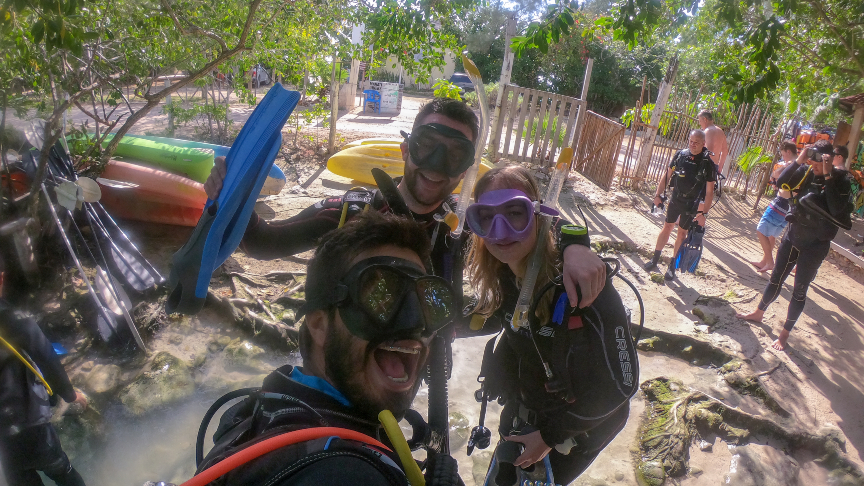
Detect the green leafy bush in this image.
<box><xmin>432</xmin><ymin>80</ymin><xmax>462</xmax><ymax>101</ymax></box>
<box><xmin>736</xmin><ymin>146</ymin><xmax>773</xmax><ymax>174</ymax></box>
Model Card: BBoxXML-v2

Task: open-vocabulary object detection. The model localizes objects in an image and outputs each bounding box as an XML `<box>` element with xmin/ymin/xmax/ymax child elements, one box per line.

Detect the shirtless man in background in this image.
<box><xmin>698</xmin><ymin>110</ymin><xmax>729</xmax><ymax>174</ymax></box>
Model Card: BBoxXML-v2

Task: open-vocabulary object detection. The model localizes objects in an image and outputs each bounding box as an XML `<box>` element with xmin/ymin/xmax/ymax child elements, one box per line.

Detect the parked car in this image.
<box><xmin>251</xmin><ymin>64</ymin><xmax>271</xmax><ymax>87</ymax></box>
<box><xmin>448</xmin><ymin>72</ymin><xmax>474</xmax><ymax>92</ymax></box>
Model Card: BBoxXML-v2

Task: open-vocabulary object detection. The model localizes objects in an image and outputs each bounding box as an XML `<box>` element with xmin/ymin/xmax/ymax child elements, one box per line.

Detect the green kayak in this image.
<box><xmin>97</xmin><ymin>134</ymin><xmax>214</xmax><ymax>183</ymax></box>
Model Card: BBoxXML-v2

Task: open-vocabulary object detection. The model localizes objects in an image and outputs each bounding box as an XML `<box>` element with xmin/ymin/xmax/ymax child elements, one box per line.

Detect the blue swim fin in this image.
<box><xmin>166</xmin><ymin>84</ymin><xmax>300</xmax><ymax>314</ymax></box>
<box><xmin>676</xmin><ymin>226</ymin><xmax>705</xmax><ymax>274</ymax></box>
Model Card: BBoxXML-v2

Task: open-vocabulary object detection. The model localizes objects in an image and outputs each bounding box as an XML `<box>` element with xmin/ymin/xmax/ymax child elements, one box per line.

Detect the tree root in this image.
<box><xmin>635</xmin><ymin>377</ymin><xmax>864</xmax><ymax>484</ymax></box>
<box><xmin>206</xmin><ymin>291</ymin><xmax>298</xmax><ymax>352</ymax></box>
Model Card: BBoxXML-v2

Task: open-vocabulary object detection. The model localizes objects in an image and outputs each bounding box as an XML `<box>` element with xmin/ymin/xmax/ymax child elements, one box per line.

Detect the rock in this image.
<box><xmin>118</xmin><ymin>352</ymin><xmax>195</xmax><ymax>416</ymax></box>
<box><xmin>281</xmin><ymin>308</ymin><xmax>296</xmax><ymax>325</ymax></box>
<box><xmin>698</xmin><ymin>439</ymin><xmax>713</xmax><ymax>451</ymax></box>
<box><xmin>472</xmin><ymin>450</ymin><xmax>493</xmax><ymax>485</ymax></box>
<box><xmin>80</xmin><ymin>360</ymin><xmax>94</xmax><ymax>372</ymax></box>
<box><xmin>636</xmin><ymin>461</ymin><xmax>665</xmax><ymax>486</ymax></box>
<box><xmin>818</xmin><ymin>425</ymin><xmax>847</xmax><ymax>450</ymax></box>
<box><xmin>723</xmin><ymin>444</ymin><xmax>799</xmax><ymax>486</ymax></box>
<box><xmin>168</xmin><ymin>334</ymin><xmax>184</xmax><ymax>345</ymax></box>
<box><xmin>689</xmin><ymin>466</ymin><xmax>703</xmax><ymax>476</ymax></box>
<box><xmin>449</xmin><ymin>411</ymin><xmax>471</xmax><ymax>449</ymax></box>
<box><xmin>614</xmin><ymin>471</ymin><xmax>625</xmax><ymax>481</ymax></box>
<box><xmin>85</xmin><ymin>364</ymin><xmax>122</xmax><ymax>394</ymax></box>
<box><xmin>223</xmin><ymin>339</ymin><xmax>266</xmax><ymax>370</ymax></box>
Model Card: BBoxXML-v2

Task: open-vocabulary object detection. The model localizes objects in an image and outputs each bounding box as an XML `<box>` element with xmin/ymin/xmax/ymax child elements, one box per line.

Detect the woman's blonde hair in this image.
<box><xmin>467</xmin><ymin>165</ymin><xmax>560</xmax><ymax>319</ymax></box>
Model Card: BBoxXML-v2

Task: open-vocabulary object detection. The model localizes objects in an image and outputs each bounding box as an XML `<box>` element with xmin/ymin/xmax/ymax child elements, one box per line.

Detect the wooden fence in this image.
<box><xmin>489</xmin><ymin>85</ymin><xmax>585</xmax><ymax>167</ymax></box>
<box><xmin>619</xmin><ymin>87</ymin><xmax>784</xmax><ymax>209</ymax></box>
<box><xmin>620</xmin><ymin>90</ymin><xmax>699</xmax><ymax>188</ymax></box>
<box><xmin>573</xmin><ymin>111</ymin><xmax>625</xmax><ymax>190</ymax></box>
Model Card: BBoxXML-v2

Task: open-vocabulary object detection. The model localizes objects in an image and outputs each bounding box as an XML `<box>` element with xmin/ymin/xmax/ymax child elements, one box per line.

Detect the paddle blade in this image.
<box><xmin>95</xmin><ymin>267</ymin><xmax>122</xmax><ymax>315</ymax></box>
<box><xmin>109</xmin><ymin>243</ymin><xmax>156</xmax><ymax>292</ymax></box>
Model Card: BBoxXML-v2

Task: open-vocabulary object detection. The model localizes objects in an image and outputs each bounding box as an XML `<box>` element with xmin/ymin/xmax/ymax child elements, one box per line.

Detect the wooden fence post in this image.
<box><xmin>488</xmin><ymin>12</ymin><xmax>517</xmax><ymax>157</ymax></box>
<box><xmin>634</xmin><ymin>57</ymin><xmax>679</xmax><ymax>181</ymax></box>
<box><xmin>329</xmin><ymin>58</ymin><xmax>339</xmax><ymax>154</ymax></box>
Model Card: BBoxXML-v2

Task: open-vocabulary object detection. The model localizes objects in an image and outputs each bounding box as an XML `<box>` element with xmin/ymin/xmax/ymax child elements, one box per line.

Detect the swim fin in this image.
<box><xmin>673</xmin><ymin>225</ymin><xmax>705</xmax><ymax>274</ymax></box>
<box><xmin>166</xmin><ymin>84</ymin><xmax>300</xmax><ymax>315</ymax></box>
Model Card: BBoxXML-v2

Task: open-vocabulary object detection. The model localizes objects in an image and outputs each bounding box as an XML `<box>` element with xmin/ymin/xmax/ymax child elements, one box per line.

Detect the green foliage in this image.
<box><xmin>736</xmin><ymin>146</ymin><xmax>773</xmax><ymax>175</ymax></box>
<box><xmin>524</xmin><ymin>110</ymin><xmax>568</xmax><ymax>147</ymax></box>
<box><xmin>432</xmin><ymin>80</ymin><xmax>463</xmax><ymax>101</ymax></box>
<box><xmin>463</xmin><ymin>82</ymin><xmax>498</xmax><ymax>109</ymax></box>
<box><xmin>620</xmin><ymin>103</ymin><xmax>654</xmax><ymax>128</ymax></box>
<box><xmin>511</xmin><ymin>1</ymin><xmax>578</xmax><ymax>56</ymax></box>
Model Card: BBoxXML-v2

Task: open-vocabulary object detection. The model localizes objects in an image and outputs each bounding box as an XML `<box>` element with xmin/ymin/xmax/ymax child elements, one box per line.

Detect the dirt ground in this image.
<box><xmin>5</xmin><ymin>91</ymin><xmax>864</xmax><ymax>485</ymax></box>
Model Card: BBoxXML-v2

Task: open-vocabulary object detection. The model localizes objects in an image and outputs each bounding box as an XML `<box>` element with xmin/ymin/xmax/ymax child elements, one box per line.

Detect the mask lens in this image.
<box><xmin>416</xmin><ymin>278</ymin><xmax>454</xmax><ymax>331</ymax></box>
<box><xmin>410</xmin><ymin>125</ymin><xmax>475</xmax><ymax>176</ymax></box>
<box><xmin>501</xmin><ymin>201</ymin><xmax>530</xmax><ymax>231</ymax></box>
<box><xmin>357</xmin><ymin>268</ymin><xmax>403</xmax><ymax>324</ymax></box>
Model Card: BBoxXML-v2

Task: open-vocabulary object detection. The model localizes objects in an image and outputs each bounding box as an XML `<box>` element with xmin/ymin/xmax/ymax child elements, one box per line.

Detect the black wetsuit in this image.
<box><xmin>664</xmin><ymin>148</ymin><xmax>717</xmax><ymax>230</ymax></box>
<box><xmin>757</xmin><ymin>165</ymin><xmax>854</xmax><ymax>331</ymax></box>
<box><xmin>198</xmin><ymin>365</ymin><xmax>412</xmax><ymax>485</ymax></box>
<box><xmin>472</xmin><ymin>268</ymin><xmax>635</xmax><ymax>484</ymax></box>
<box><xmin>0</xmin><ymin>302</ymin><xmax>85</xmax><ymax>486</ymax></box>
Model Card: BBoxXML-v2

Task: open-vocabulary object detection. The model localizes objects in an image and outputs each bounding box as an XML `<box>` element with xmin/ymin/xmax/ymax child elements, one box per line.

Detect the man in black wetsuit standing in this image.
<box><xmin>736</xmin><ymin>140</ymin><xmax>854</xmax><ymax>350</ymax></box>
<box><xmin>204</xmin><ymin>98</ymin><xmax>607</xmax><ymax>315</ymax></box>
<box><xmin>0</xmin><ymin>254</ymin><xmax>89</xmax><ymax>486</ymax></box>
<box><xmin>643</xmin><ymin>130</ymin><xmax>716</xmax><ymax>280</ymax></box>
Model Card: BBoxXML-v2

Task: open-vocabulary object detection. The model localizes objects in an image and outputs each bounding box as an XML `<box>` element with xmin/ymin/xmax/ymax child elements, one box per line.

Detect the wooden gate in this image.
<box><xmin>489</xmin><ymin>85</ymin><xmax>586</xmax><ymax>167</ymax></box>
<box><xmin>573</xmin><ymin>111</ymin><xmax>625</xmax><ymax>190</ymax></box>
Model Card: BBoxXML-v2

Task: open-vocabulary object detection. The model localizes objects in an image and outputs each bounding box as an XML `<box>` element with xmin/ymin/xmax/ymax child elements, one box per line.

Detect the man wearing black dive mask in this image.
<box><xmin>204</xmin><ymin>97</ymin><xmax>609</xmax><ymax>317</ymax></box>
<box><xmin>189</xmin><ymin>213</ymin><xmax>465</xmax><ymax>485</ymax></box>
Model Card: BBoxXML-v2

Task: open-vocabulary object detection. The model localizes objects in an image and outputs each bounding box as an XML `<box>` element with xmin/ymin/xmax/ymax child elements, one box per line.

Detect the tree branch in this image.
<box><xmin>103</xmin><ymin>0</ymin><xmax>265</xmax><ymax>164</ymax></box>
<box><xmin>807</xmin><ymin>0</ymin><xmax>864</xmax><ymax>77</ymax></box>
<box><xmin>780</xmin><ymin>36</ymin><xmax>861</xmax><ymax>77</ymax></box>
<box><xmin>159</xmin><ymin>0</ymin><xmax>229</xmax><ymax>52</ymax></box>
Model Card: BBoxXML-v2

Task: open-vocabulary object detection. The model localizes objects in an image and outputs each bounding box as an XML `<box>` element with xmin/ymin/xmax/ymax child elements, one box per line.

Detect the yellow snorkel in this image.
<box><xmin>379</xmin><ymin>410</ymin><xmax>425</xmax><ymax>486</ymax></box>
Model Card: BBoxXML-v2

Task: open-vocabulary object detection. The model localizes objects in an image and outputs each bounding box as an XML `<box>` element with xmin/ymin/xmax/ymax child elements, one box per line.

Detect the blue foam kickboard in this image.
<box><xmin>166</xmin><ymin>84</ymin><xmax>300</xmax><ymax>314</ymax></box>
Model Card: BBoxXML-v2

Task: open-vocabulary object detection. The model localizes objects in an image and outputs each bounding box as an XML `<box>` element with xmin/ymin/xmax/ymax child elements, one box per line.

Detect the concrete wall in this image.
<box><xmin>378</xmin><ymin>50</ymin><xmax>458</xmax><ymax>89</ymax></box>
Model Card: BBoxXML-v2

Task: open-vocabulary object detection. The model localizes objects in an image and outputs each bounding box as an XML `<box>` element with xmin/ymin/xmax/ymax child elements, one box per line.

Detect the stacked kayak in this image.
<box><xmin>85</xmin><ymin>134</ymin><xmax>288</xmax><ymax>226</ymax></box>
<box><xmin>327</xmin><ymin>143</ymin><xmax>493</xmax><ymax>193</ymax></box>
<box><xmin>98</xmin><ymin>160</ymin><xmax>207</xmax><ymax>227</ymax></box>
<box><xmin>116</xmin><ymin>134</ymin><xmax>286</xmax><ymax>195</ymax></box>
<box><xmin>99</xmin><ymin>133</ymin><xmax>214</xmax><ymax>183</ymax></box>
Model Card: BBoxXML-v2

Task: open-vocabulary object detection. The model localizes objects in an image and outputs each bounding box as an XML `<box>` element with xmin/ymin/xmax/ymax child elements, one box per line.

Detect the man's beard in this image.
<box><xmin>323</xmin><ymin>320</ymin><xmax>422</xmax><ymax>420</ymax></box>
<box><xmin>403</xmin><ymin>163</ymin><xmax>460</xmax><ymax>207</ymax></box>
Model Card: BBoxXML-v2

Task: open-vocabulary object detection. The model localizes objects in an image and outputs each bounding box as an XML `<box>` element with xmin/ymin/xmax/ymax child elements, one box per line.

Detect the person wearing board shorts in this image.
<box><xmin>749</xmin><ymin>142</ymin><xmax>798</xmax><ymax>273</ymax></box>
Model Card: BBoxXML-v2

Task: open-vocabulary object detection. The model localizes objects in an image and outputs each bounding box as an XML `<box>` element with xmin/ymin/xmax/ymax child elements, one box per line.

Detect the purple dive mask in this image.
<box><xmin>466</xmin><ymin>189</ymin><xmax>559</xmax><ymax>244</ymax></box>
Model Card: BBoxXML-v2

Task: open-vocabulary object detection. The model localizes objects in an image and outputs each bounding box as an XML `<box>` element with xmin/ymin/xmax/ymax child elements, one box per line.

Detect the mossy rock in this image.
<box><xmin>636</xmin><ymin>461</ymin><xmax>665</xmax><ymax>486</ymax></box>
<box><xmin>223</xmin><ymin>339</ymin><xmax>266</xmax><ymax>370</ymax></box>
<box><xmin>84</xmin><ymin>363</ymin><xmax>122</xmax><ymax>395</ymax></box>
<box><xmin>637</xmin><ymin>336</ymin><xmax>661</xmax><ymax>351</ymax></box>
<box><xmin>118</xmin><ymin>352</ymin><xmax>195</xmax><ymax>416</ymax></box>
<box><xmin>650</xmin><ymin>273</ymin><xmax>665</xmax><ymax>284</ymax></box>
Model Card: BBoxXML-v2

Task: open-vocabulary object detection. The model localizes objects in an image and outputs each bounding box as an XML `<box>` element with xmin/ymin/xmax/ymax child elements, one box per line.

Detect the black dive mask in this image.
<box><xmin>299</xmin><ymin>256</ymin><xmax>456</xmax><ymax>342</ymax></box>
<box><xmin>401</xmin><ymin>123</ymin><xmax>476</xmax><ymax>177</ymax></box>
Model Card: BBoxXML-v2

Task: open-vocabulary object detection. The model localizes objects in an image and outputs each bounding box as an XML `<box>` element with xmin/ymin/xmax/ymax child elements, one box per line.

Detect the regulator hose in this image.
<box><xmin>196</xmin><ymin>388</ymin><xmax>259</xmax><ymax>467</ymax></box>
<box><xmin>426</xmin><ymin>334</ymin><xmax>450</xmax><ymax>457</ymax></box>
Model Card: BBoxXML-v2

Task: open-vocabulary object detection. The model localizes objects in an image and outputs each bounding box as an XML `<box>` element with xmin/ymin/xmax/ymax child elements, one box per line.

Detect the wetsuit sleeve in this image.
<box><xmin>239</xmin><ymin>197</ymin><xmax>347</xmax><ymax>260</ymax></box>
<box><xmin>775</xmin><ymin>163</ymin><xmax>804</xmax><ymax>190</ymax></box>
<box><xmin>555</xmin><ymin>218</ymin><xmax>591</xmax><ymax>251</ymax></box>
<box><xmin>0</xmin><ymin>312</ymin><xmax>76</xmax><ymax>403</ymax></box>
<box><xmin>825</xmin><ymin>170</ymin><xmax>853</xmax><ymax>218</ymax></box>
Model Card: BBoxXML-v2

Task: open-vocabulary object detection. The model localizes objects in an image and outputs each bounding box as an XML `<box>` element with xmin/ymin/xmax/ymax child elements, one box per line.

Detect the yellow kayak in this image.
<box><xmin>341</xmin><ymin>138</ymin><xmax>403</xmax><ymax>149</ymax></box>
<box><xmin>328</xmin><ymin>143</ymin><xmax>492</xmax><ymax>193</ymax></box>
